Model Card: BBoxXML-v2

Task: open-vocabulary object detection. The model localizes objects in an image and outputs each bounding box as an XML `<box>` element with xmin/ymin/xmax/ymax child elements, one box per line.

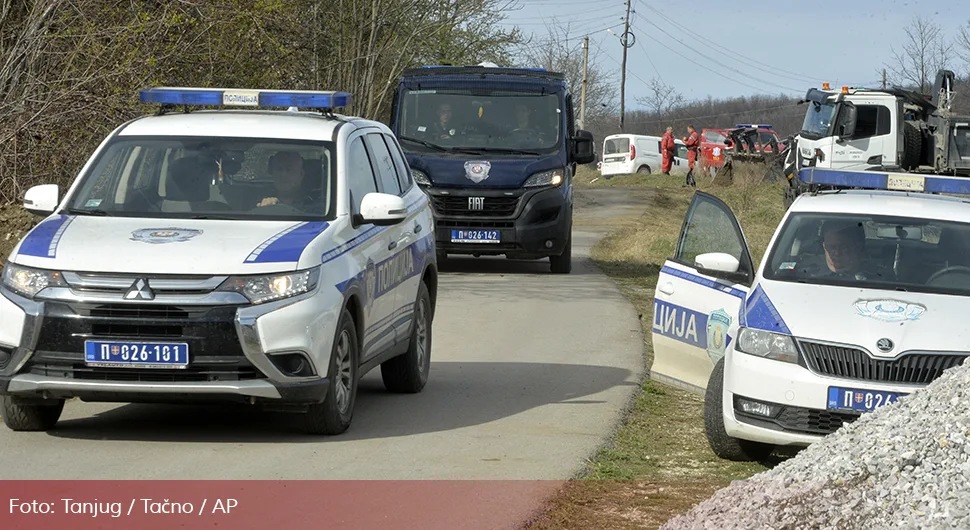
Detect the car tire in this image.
<box><xmin>1</xmin><ymin>396</ymin><xmax>64</xmax><ymax>432</ymax></box>
<box><xmin>303</xmin><ymin>307</ymin><xmax>359</xmax><ymax>435</ymax></box>
<box><xmin>704</xmin><ymin>358</ymin><xmax>775</xmax><ymax>462</ymax></box>
<box><xmin>901</xmin><ymin>121</ymin><xmax>922</xmax><ymax>170</ymax></box>
<box><xmin>636</xmin><ymin>165</ymin><xmax>651</xmax><ymax>174</ymax></box>
<box><xmin>380</xmin><ymin>281</ymin><xmax>433</xmax><ymax>393</ymax></box>
<box><xmin>550</xmin><ymin>231</ymin><xmax>572</xmax><ymax>274</ymax></box>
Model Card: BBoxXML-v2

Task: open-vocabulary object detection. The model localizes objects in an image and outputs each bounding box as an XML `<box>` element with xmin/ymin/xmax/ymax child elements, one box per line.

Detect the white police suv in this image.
<box><xmin>0</xmin><ymin>87</ymin><xmax>437</xmax><ymax>435</ymax></box>
<box><xmin>652</xmin><ymin>167</ymin><xmax>970</xmax><ymax>460</ymax></box>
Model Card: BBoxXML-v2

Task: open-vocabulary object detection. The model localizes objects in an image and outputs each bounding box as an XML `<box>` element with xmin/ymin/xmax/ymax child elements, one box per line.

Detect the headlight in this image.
<box><xmin>736</xmin><ymin>327</ymin><xmax>799</xmax><ymax>364</ymax></box>
<box><xmin>2</xmin><ymin>263</ymin><xmax>67</xmax><ymax>298</ymax></box>
<box><xmin>523</xmin><ymin>168</ymin><xmax>564</xmax><ymax>188</ymax></box>
<box><xmin>411</xmin><ymin>169</ymin><xmax>431</xmax><ymax>187</ymax></box>
<box><xmin>217</xmin><ymin>267</ymin><xmax>320</xmax><ymax>305</ymax></box>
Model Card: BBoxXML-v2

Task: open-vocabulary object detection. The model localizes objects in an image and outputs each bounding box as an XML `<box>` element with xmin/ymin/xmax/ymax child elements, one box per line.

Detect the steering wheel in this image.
<box><xmin>249</xmin><ymin>202</ymin><xmax>306</xmax><ymax>216</ymax></box>
<box><xmin>925</xmin><ymin>265</ymin><xmax>970</xmax><ymax>285</ymax></box>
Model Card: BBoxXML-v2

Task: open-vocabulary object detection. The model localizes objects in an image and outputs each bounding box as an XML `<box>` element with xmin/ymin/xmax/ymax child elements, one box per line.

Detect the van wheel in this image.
<box><xmin>303</xmin><ymin>307</ymin><xmax>359</xmax><ymax>435</ymax></box>
<box><xmin>381</xmin><ymin>281</ymin><xmax>432</xmax><ymax>393</ymax></box>
<box><xmin>636</xmin><ymin>165</ymin><xmax>651</xmax><ymax>174</ymax></box>
<box><xmin>1</xmin><ymin>396</ymin><xmax>64</xmax><ymax>431</ymax></box>
<box><xmin>704</xmin><ymin>358</ymin><xmax>775</xmax><ymax>461</ymax></box>
<box><xmin>550</xmin><ymin>232</ymin><xmax>572</xmax><ymax>274</ymax></box>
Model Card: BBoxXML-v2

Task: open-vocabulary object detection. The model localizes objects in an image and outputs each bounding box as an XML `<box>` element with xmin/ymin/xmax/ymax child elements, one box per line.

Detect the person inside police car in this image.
<box><xmin>801</xmin><ymin>220</ymin><xmax>890</xmax><ymax>280</ymax></box>
<box><xmin>256</xmin><ymin>150</ymin><xmax>314</xmax><ymax>210</ymax></box>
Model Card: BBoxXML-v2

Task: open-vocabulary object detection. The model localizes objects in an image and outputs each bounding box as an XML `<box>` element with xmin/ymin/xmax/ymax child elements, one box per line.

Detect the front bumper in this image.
<box><xmin>722</xmin><ymin>346</ymin><xmax>930</xmax><ymax>446</ymax></box>
<box><xmin>0</xmin><ymin>280</ymin><xmax>338</xmax><ymax>407</ymax></box>
<box><xmin>425</xmin><ymin>185</ymin><xmax>571</xmax><ymax>259</ymax></box>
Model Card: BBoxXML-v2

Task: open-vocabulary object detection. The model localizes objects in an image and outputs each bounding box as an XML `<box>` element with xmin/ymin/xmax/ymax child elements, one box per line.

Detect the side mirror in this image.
<box><xmin>357</xmin><ymin>192</ymin><xmax>408</xmax><ymax>226</ymax></box>
<box><xmin>695</xmin><ymin>252</ymin><xmax>750</xmax><ymax>284</ymax></box>
<box><xmin>23</xmin><ymin>184</ymin><xmax>59</xmax><ymax>217</ymax></box>
<box><xmin>570</xmin><ymin>130</ymin><xmax>595</xmax><ymax>165</ymax></box>
<box><xmin>838</xmin><ymin>102</ymin><xmax>857</xmax><ymax>139</ymax></box>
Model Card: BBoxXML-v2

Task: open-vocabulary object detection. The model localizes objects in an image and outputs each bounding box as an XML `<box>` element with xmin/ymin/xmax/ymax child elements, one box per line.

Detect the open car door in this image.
<box><xmin>650</xmin><ymin>191</ymin><xmax>756</xmax><ymax>394</ymax></box>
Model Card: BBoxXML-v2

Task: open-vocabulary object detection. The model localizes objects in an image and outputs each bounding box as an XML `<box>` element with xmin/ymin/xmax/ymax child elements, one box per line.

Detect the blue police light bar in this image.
<box><xmin>735</xmin><ymin>123</ymin><xmax>772</xmax><ymax>129</ymax></box>
<box><xmin>139</xmin><ymin>87</ymin><xmax>352</xmax><ymax>109</ymax></box>
<box><xmin>797</xmin><ymin>167</ymin><xmax>970</xmax><ymax>195</ymax></box>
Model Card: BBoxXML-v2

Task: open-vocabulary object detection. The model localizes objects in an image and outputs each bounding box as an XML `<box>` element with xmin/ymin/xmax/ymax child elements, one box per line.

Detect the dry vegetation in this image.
<box><xmin>526</xmin><ymin>164</ymin><xmax>791</xmax><ymax>530</ymax></box>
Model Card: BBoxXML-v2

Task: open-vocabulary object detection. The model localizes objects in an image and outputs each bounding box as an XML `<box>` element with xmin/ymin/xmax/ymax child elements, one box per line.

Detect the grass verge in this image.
<box><xmin>526</xmin><ymin>164</ymin><xmax>791</xmax><ymax>529</ymax></box>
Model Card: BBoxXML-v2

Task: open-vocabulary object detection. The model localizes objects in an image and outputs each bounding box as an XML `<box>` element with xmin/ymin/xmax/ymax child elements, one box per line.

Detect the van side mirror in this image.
<box><xmin>570</xmin><ymin>130</ymin><xmax>595</xmax><ymax>164</ymax></box>
<box><xmin>23</xmin><ymin>184</ymin><xmax>59</xmax><ymax>217</ymax></box>
<box><xmin>356</xmin><ymin>192</ymin><xmax>408</xmax><ymax>227</ymax></box>
<box><xmin>838</xmin><ymin>102</ymin><xmax>857</xmax><ymax>139</ymax></box>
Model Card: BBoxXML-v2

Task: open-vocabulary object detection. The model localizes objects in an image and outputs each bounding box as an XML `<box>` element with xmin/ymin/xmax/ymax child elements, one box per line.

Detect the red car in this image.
<box><xmin>699</xmin><ymin>124</ymin><xmax>784</xmax><ymax>175</ymax></box>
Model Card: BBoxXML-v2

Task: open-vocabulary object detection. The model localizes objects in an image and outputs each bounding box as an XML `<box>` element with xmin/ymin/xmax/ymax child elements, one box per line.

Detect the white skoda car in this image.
<box><xmin>0</xmin><ymin>87</ymin><xmax>437</xmax><ymax>435</ymax></box>
<box><xmin>652</xmin><ymin>167</ymin><xmax>970</xmax><ymax>460</ymax></box>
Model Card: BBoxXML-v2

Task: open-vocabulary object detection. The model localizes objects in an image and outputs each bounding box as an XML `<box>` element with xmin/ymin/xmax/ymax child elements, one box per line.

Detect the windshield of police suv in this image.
<box><xmin>800</xmin><ymin>101</ymin><xmax>837</xmax><ymax>139</ymax></box>
<box><xmin>65</xmin><ymin>137</ymin><xmax>335</xmax><ymax>221</ymax></box>
<box><xmin>395</xmin><ymin>89</ymin><xmax>562</xmax><ymax>155</ymax></box>
<box><xmin>764</xmin><ymin>212</ymin><xmax>970</xmax><ymax>295</ymax></box>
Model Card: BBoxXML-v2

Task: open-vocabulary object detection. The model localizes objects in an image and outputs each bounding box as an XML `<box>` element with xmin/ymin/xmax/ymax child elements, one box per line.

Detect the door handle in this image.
<box><xmin>414</xmin><ymin>223</ymin><xmax>423</xmax><ymax>234</ymax></box>
<box><xmin>658</xmin><ymin>282</ymin><xmax>674</xmax><ymax>295</ymax></box>
<box><xmin>388</xmin><ymin>240</ymin><xmax>398</xmax><ymax>251</ymax></box>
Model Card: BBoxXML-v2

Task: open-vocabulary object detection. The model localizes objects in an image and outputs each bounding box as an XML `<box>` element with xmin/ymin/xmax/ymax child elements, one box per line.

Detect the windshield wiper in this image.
<box><xmin>459</xmin><ymin>147</ymin><xmax>543</xmax><ymax>156</ymax></box>
<box><xmin>190</xmin><ymin>214</ymin><xmax>235</xmax><ymax>220</ymax></box>
<box><xmin>399</xmin><ymin>136</ymin><xmax>450</xmax><ymax>152</ymax></box>
<box><xmin>64</xmin><ymin>208</ymin><xmax>111</xmax><ymax>217</ymax></box>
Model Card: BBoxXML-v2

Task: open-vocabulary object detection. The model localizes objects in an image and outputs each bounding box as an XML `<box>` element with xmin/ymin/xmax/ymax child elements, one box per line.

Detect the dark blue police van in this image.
<box><xmin>389</xmin><ymin>64</ymin><xmax>595</xmax><ymax>273</ymax></box>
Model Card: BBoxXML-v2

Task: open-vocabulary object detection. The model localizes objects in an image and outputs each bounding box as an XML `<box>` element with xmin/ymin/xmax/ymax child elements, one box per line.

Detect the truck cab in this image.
<box><xmin>389</xmin><ymin>64</ymin><xmax>595</xmax><ymax>273</ymax></box>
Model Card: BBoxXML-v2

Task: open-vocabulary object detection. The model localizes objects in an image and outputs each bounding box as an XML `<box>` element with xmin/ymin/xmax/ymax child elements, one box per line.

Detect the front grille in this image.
<box><xmin>76</xmin><ymin>303</ymin><xmax>212</xmax><ymax>320</ymax></box>
<box><xmin>435</xmin><ymin>220</ymin><xmax>515</xmax><ymax>229</ymax></box>
<box><xmin>799</xmin><ymin>341</ymin><xmax>968</xmax><ymax>384</ymax></box>
<box><xmin>774</xmin><ymin>406</ymin><xmax>860</xmax><ymax>435</ymax></box>
<box><xmin>431</xmin><ymin>195</ymin><xmax>519</xmax><ymax>217</ymax></box>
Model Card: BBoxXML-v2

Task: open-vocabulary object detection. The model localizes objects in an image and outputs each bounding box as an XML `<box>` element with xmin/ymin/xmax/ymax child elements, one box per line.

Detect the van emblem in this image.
<box><xmin>464</xmin><ymin>161</ymin><xmax>491</xmax><ymax>183</ymax></box>
<box><xmin>124</xmin><ymin>278</ymin><xmax>155</xmax><ymax>300</ymax></box>
<box><xmin>876</xmin><ymin>338</ymin><xmax>894</xmax><ymax>353</ymax></box>
<box><xmin>854</xmin><ymin>299</ymin><xmax>926</xmax><ymax>322</ymax></box>
<box><xmin>130</xmin><ymin>228</ymin><xmax>203</xmax><ymax>244</ymax></box>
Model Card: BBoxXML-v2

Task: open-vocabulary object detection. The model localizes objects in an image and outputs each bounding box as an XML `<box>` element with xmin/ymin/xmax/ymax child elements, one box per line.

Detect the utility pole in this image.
<box><xmin>580</xmin><ymin>35</ymin><xmax>589</xmax><ymax>130</ymax></box>
<box><xmin>882</xmin><ymin>68</ymin><xmax>886</xmax><ymax>90</ymax></box>
<box><xmin>620</xmin><ymin>0</ymin><xmax>631</xmax><ymax>130</ymax></box>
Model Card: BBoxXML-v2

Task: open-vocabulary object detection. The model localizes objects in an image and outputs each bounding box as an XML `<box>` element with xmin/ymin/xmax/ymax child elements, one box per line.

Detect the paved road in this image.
<box><xmin>0</xmin><ymin>187</ymin><xmax>648</xmax><ymax>526</ymax></box>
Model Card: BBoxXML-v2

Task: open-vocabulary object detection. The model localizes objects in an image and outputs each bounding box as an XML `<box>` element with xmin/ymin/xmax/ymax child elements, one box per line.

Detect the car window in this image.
<box><xmin>676</xmin><ymin>195</ymin><xmax>745</xmax><ymax>267</ymax></box>
<box><xmin>347</xmin><ymin>136</ymin><xmax>379</xmax><ymax>215</ymax></box>
<box><xmin>703</xmin><ymin>130</ymin><xmax>726</xmax><ymax>143</ymax></box>
<box><xmin>604</xmin><ymin>138</ymin><xmax>629</xmax><ymax>154</ymax></box>
<box><xmin>364</xmin><ymin>133</ymin><xmax>402</xmax><ymax>196</ymax></box>
<box><xmin>67</xmin><ymin>137</ymin><xmax>335</xmax><ymax>221</ymax></box>
<box><xmin>382</xmin><ymin>133</ymin><xmax>412</xmax><ymax>192</ymax></box>
<box><xmin>676</xmin><ymin>145</ymin><xmax>689</xmax><ymax>158</ymax></box>
<box><xmin>764</xmin><ymin>212</ymin><xmax>970</xmax><ymax>295</ymax></box>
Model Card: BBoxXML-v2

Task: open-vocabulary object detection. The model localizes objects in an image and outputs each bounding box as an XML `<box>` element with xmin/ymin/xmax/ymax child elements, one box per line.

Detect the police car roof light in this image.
<box><xmin>735</xmin><ymin>123</ymin><xmax>772</xmax><ymax>129</ymax></box>
<box><xmin>797</xmin><ymin>167</ymin><xmax>970</xmax><ymax>196</ymax></box>
<box><xmin>138</xmin><ymin>87</ymin><xmax>352</xmax><ymax>109</ymax></box>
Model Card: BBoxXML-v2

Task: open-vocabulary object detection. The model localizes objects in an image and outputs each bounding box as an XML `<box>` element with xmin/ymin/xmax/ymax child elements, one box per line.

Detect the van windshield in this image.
<box><xmin>395</xmin><ymin>89</ymin><xmax>562</xmax><ymax>155</ymax></box>
<box><xmin>65</xmin><ymin>136</ymin><xmax>335</xmax><ymax>221</ymax></box>
<box><xmin>604</xmin><ymin>138</ymin><xmax>630</xmax><ymax>154</ymax></box>
<box><xmin>764</xmin><ymin>212</ymin><xmax>970</xmax><ymax>295</ymax></box>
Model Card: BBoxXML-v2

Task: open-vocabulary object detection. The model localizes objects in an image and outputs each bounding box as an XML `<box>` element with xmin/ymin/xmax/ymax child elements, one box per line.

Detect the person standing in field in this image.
<box><xmin>683</xmin><ymin>124</ymin><xmax>699</xmax><ymax>187</ymax></box>
<box><xmin>661</xmin><ymin>126</ymin><xmax>675</xmax><ymax>175</ymax></box>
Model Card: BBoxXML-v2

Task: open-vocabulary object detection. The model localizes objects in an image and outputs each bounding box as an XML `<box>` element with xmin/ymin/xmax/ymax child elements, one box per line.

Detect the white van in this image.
<box><xmin>599</xmin><ymin>134</ymin><xmax>688</xmax><ymax>178</ymax></box>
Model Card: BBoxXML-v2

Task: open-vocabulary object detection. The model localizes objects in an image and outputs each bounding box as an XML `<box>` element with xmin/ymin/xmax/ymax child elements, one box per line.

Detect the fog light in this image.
<box><xmin>735</xmin><ymin>397</ymin><xmax>781</xmax><ymax>418</ymax></box>
<box><xmin>270</xmin><ymin>352</ymin><xmax>315</xmax><ymax>377</ymax></box>
<box><xmin>545</xmin><ymin>240</ymin><xmax>553</xmax><ymax>248</ymax></box>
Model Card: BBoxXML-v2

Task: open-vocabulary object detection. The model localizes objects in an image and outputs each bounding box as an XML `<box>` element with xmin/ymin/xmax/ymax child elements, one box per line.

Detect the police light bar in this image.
<box><xmin>735</xmin><ymin>124</ymin><xmax>772</xmax><ymax>129</ymax></box>
<box><xmin>139</xmin><ymin>87</ymin><xmax>352</xmax><ymax>109</ymax></box>
<box><xmin>797</xmin><ymin>167</ymin><xmax>970</xmax><ymax>195</ymax></box>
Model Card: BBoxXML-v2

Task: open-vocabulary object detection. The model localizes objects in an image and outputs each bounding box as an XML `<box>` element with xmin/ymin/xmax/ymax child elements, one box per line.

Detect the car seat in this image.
<box><xmin>163</xmin><ymin>157</ymin><xmax>231</xmax><ymax>212</ymax></box>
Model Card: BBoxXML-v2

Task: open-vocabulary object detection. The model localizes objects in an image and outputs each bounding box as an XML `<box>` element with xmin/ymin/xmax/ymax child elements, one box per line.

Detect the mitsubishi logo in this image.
<box><xmin>124</xmin><ymin>278</ymin><xmax>154</xmax><ymax>300</ymax></box>
<box><xmin>468</xmin><ymin>197</ymin><xmax>484</xmax><ymax>211</ymax></box>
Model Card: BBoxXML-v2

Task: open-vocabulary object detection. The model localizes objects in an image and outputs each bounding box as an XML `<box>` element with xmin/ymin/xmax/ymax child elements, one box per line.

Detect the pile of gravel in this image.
<box><xmin>661</xmin><ymin>359</ymin><xmax>970</xmax><ymax>530</ymax></box>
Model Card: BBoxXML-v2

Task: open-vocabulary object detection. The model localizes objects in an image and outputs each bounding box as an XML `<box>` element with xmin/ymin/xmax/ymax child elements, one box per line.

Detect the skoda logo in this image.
<box><xmin>876</xmin><ymin>338</ymin><xmax>894</xmax><ymax>353</ymax></box>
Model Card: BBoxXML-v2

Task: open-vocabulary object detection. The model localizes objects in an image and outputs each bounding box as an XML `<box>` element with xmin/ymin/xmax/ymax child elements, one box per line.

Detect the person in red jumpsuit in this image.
<box><xmin>683</xmin><ymin>124</ymin><xmax>700</xmax><ymax>187</ymax></box>
<box><xmin>661</xmin><ymin>126</ymin><xmax>675</xmax><ymax>175</ymax></box>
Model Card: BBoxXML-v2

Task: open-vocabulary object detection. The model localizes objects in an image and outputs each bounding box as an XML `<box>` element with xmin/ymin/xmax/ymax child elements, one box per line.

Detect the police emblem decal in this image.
<box><xmin>854</xmin><ymin>299</ymin><xmax>926</xmax><ymax>322</ymax></box>
<box><xmin>706</xmin><ymin>308</ymin><xmax>732</xmax><ymax>364</ymax></box>
<box><xmin>130</xmin><ymin>228</ymin><xmax>203</xmax><ymax>244</ymax></box>
<box><xmin>364</xmin><ymin>260</ymin><xmax>377</xmax><ymax>311</ymax></box>
<box><xmin>464</xmin><ymin>161</ymin><xmax>491</xmax><ymax>183</ymax></box>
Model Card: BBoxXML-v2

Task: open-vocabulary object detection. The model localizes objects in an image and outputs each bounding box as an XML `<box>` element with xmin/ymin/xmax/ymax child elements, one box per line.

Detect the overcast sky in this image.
<box><xmin>499</xmin><ymin>0</ymin><xmax>968</xmax><ymax>109</ymax></box>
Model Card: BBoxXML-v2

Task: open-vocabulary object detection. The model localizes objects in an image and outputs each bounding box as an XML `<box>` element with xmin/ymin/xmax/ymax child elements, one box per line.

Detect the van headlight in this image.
<box><xmin>2</xmin><ymin>263</ymin><xmax>67</xmax><ymax>299</ymax></box>
<box><xmin>523</xmin><ymin>168</ymin><xmax>564</xmax><ymax>188</ymax></box>
<box><xmin>217</xmin><ymin>267</ymin><xmax>320</xmax><ymax>305</ymax></box>
<box><xmin>736</xmin><ymin>327</ymin><xmax>799</xmax><ymax>364</ymax></box>
<box><xmin>411</xmin><ymin>169</ymin><xmax>432</xmax><ymax>187</ymax></box>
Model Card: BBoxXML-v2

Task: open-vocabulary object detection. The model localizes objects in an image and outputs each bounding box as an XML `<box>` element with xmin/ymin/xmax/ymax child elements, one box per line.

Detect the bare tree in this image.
<box><xmin>886</xmin><ymin>15</ymin><xmax>953</xmax><ymax>92</ymax></box>
<box><xmin>635</xmin><ymin>78</ymin><xmax>684</xmax><ymax>132</ymax></box>
<box><xmin>513</xmin><ymin>20</ymin><xmax>618</xmax><ymax>127</ymax></box>
<box><xmin>958</xmin><ymin>19</ymin><xmax>970</xmax><ymax>78</ymax></box>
